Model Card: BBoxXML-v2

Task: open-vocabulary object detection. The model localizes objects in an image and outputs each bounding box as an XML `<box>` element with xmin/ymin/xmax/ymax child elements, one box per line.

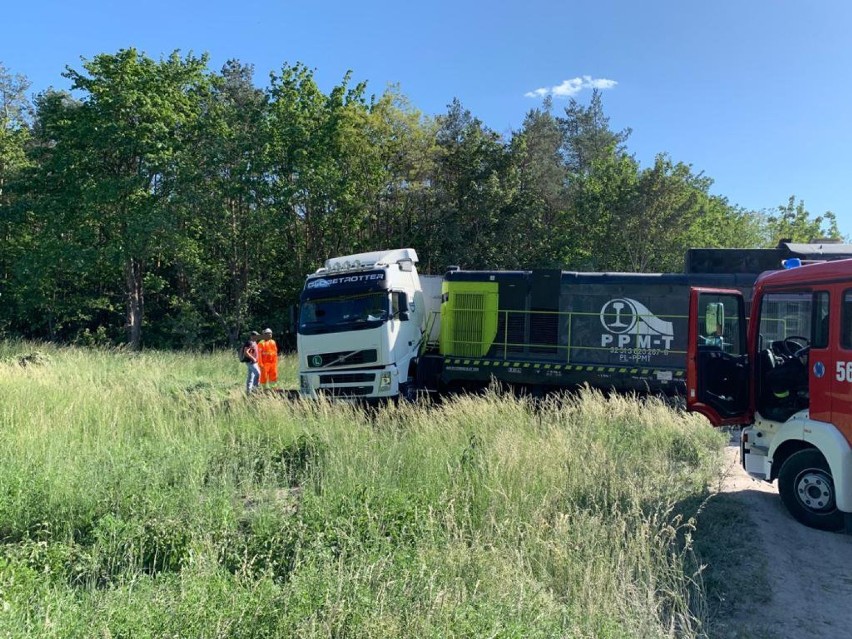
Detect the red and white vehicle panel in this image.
<box><xmin>687</xmin><ymin>259</ymin><xmax>852</xmax><ymax>531</ymax></box>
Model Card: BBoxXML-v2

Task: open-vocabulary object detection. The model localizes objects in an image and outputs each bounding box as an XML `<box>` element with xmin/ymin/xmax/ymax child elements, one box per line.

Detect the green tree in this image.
<box><xmin>558</xmin><ymin>89</ymin><xmax>631</xmax><ymax>174</ymax></box>
<box><xmin>0</xmin><ymin>63</ymin><xmax>34</xmax><ymax>334</ymax></box>
<box><xmin>567</xmin><ymin>153</ymin><xmax>758</xmax><ymax>272</ymax></box>
<box><xmin>555</xmin><ymin>89</ymin><xmax>640</xmax><ymax>269</ymax></box>
<box><xmin>684</xmin><ymin>196</ymin><xmax>766</xmax><ymax>251</ymax></box>
<box><xmin>427</xmin><ymin>98</ymin><xmax>515</xmax><ymax>270</ymax></box>
<box><xmin>8</xmin><ymin>89</ymin><xmax>128</xmax><ymax>341</ymax></box>
<box><xmin>170</xmin><ymin>60</ymin><xmax>271</xmax><ymax>346</ymax></box>
<box><xmin>559</xmin><ymin>88</ymin><xmax>770</xmax><ymax>271</ymax></box>
<box><xmin>567</xmin><ymin>151</ymin><xmax>640</xmax><ymax>270</ymax></box>
<box><xmin>51</xmin><ymin>49</ymin><xmax>210</xmax><ymax>348</ymax></box>
<box><xmin>506</xmin><ymin>98</ymin><xmax>571</xmax><ymax>268</ymax></box>
<box><xmin>360</xmin><ymin>87</ymin><xmax>437</xmax><ymax>256</ymax></box>
<box><xmin>6</xmin><ymin>50</ymin><xmax>844</xmax><ymax>349</ymax></box>
<box><xmin>622</xmin><ymin>156</ymin><xmax>715</xmax><ymax>272</ymax></box>
<box><xmin>267</xmin><ymin>64</ymin><xmax>373</xmax><ymax>276</ymax></box>
<box><xmin>0</xmin><ymin>63</ymin><xmax>32</xmax><ymax>204</ymax></box>
<box><xmin>766</xmin><ymin>196</ymin><xmax>841</xmax><ymax>244</ymax></box>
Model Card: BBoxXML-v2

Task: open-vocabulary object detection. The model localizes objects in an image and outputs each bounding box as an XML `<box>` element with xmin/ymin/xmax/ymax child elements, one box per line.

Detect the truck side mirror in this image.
<box><xmin>705</xmin><ymin>302</ymin><xmax>724</xmax><ymax>335</ymax></box>
<box><xmin>398</xmin><ymin>292</ymin><xmax>410</xmax><ymax>321</ymax></box>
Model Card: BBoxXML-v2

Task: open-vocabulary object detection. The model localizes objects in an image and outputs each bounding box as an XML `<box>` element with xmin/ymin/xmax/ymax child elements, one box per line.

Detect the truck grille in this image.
<box><xmin>320</xmin><ymin>386</ymin><xmax>373</xmax><ymax>397</ymax></box>
<box><xmin>319</xmin><ymin>373</ymin><xmax>376</xmax><ymax>384</ymax></box>
<box><xmin>307</xmin><ymin>349</ymin><xmax>378</xmax><ymax>368</ymax></box>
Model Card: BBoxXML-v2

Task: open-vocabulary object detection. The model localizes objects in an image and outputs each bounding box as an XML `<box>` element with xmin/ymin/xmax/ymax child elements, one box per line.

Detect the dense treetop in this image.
<box><xmin>0</xmin><ymin>51</ymin><xmax>840</xmax><ymax>349</ymax></box>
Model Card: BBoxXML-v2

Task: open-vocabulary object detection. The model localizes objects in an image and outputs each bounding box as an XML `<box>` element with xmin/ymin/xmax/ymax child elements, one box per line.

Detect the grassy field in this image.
<box><xmin>0</xmin><ymin>341</ymin><xmax>732</xmax><ymax>638</ymax></box>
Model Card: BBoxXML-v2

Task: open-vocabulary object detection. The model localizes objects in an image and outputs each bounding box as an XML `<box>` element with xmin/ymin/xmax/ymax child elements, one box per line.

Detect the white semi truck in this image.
<box><xmin>687</xmin><ymin>258</ymin><xmax>852</xmax><ymax>531</ymax></box>
<box><xmin>297</xmin><ymin>249</ymin><xmax>442</xmax><ymax>400</ymax></box>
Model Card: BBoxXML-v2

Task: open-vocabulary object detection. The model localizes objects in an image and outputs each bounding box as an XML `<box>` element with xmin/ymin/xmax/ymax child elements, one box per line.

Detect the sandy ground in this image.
<box><xmin>717</xmin><ymin>435</ymin><xmax>852</xmax><ymax>638</ymax></box>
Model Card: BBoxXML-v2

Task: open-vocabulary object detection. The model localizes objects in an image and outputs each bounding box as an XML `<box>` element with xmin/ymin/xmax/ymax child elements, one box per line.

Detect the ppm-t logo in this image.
<box><xmin>600</xmin><ymin>298</ymin><xmax>674</xmax><ymax>350</ymax></box>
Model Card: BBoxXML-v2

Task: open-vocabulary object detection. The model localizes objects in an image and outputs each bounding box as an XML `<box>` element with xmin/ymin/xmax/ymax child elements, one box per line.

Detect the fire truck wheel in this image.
<box><xmin>778</xmin><ymin>449</ymin><xmax>844</xmax><ymax>532</ymax></box>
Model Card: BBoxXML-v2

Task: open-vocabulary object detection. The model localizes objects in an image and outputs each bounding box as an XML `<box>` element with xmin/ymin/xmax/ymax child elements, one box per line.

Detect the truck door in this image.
<box><xmin>687</xmin><ymin>288</ymin><xmax>751</xmax><ymax>426</ymax></box>
<box><xmin>807</xmin><ymin>290</ymin><xmax>832</xmax><ymax>424</ymax></box>
<box><xmin>831</xmin><ymin>289</ymin><xmax>852</xmax><ymax>442</ymax></box>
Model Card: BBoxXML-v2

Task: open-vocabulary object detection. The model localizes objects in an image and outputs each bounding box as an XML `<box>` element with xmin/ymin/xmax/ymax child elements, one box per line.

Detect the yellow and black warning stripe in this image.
<box><xmin>443</xmin><ymin>358</ymin><xmax>684</xmax><ymax>379</ymax></box>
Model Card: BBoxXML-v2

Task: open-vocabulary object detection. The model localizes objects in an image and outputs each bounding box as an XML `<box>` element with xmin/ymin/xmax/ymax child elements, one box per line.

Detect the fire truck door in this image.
<box><xmin>808</xmin><ymin>290</ymin><xmax>832</xmax><ymax>424</ymax></box>
<box><xmin>687</xmin><ymin>288</ymin><xmax>750</xmax><ymax>426</ymax></box>
<box><xmin>830</xmin><ymin>289</ymin><xmax>852</xmax><ymax>442</ymax></box>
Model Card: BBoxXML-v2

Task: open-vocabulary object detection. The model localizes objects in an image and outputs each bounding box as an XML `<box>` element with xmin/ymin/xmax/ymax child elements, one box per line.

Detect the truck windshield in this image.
<box><xmin>299</xmin><ymin>292</ymin><xmax>390</xmax><ymax>335</ymax></box>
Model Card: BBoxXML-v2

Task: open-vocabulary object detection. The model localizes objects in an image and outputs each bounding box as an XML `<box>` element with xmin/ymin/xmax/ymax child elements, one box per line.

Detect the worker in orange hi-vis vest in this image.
<box><xmin>258</xmin><ymin>328</ymin><xmax>279</xmax><ymax>387</ymax></box>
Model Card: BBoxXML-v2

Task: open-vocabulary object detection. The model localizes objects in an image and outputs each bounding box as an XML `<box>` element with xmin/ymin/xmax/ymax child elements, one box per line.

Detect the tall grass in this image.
<box><xmin>0</xmin><ymin>342</ymin><xmax>727</xmax><ymax>638</ymax></box>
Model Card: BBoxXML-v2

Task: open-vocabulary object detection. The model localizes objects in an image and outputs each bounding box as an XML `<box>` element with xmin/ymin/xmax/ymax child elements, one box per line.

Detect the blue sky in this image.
<box><xmin>5</xmin><ymin>0</ymin><xmax>851</xmax><ymax>238</ymax></box>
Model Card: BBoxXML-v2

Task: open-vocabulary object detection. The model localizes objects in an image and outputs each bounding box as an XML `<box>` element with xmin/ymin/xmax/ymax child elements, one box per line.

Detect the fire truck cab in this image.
<box><xmin>687</xmin><ymin>259</ymin><xmax>852</xmax><ymax>532</ymax></box>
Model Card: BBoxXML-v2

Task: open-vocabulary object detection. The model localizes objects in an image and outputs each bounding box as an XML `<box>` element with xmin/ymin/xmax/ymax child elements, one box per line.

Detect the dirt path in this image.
<box><xmin>716</xmin><ymin>437</ymin><xmax>852</xmax><ymax>638</ymax></box>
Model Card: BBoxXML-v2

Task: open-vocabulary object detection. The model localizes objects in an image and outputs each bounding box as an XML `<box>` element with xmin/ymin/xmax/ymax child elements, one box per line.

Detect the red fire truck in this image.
<box><xmin>687</xmin><ymin>258</ymin><xmax>852</xmax><ymax>531</ymax></box>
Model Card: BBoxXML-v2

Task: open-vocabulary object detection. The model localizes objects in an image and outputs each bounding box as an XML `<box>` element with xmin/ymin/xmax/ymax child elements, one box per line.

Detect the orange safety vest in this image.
<box><xmin>259</xmin><ymin>339</ymin><xmax>278</xmax><ymax>365</ymax></box>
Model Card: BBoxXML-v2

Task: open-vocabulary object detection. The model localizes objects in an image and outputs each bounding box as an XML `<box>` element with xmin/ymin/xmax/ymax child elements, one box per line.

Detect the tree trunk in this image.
<box><xmin>124</xmin><ymin>257</ymin><xmax>144</xmax><ymax>350</ymax></box>
<box><xmin>205</xmin><ymin>299</ymin><xmax>241</xmax><ymax>348</ymax></box>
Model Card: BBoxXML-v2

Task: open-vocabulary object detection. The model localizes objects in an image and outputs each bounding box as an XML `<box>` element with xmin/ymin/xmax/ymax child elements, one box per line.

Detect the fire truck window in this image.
<box><xmin>812</xmin><ymin>291</ymin><xmax>829</xmax><ymax>349</ymax></box>
<box><xmin>759</xmin><ymin>292</ymin><xmax>812</xmax><ymax>347</ymax></box>
<box><xmin>842</xmin><ymin>291</ymin><xmax>852</xmax><ymax>350</ymax></box>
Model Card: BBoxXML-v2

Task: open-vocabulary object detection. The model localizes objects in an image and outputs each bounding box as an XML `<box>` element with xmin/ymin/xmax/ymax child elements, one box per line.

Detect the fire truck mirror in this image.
<box><xmin>705</xmin><ymin>302</ymin><xmax>725</xmax><ymax>337</ymax></box>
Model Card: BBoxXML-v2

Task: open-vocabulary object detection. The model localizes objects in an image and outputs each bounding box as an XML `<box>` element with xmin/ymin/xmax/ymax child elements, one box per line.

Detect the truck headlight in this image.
<box><xmin>379</xmin><ymin>371</ymin><xmax>392</xmax><ymax>391</ymax></box>
<box><xmin>300</xmin><ymin>374</ymin><xmax>311</xmax><ymax>394</ymax></box>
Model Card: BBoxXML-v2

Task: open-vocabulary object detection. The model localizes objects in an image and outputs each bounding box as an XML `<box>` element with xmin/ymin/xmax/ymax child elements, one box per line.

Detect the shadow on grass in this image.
<box><xmin>686</xmin><ymin>488</ymin><xmax>778</xmax><ymax>639</ymax></box>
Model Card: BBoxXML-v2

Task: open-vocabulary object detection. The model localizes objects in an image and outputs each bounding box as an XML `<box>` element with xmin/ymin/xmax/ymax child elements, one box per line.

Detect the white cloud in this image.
<box><xmin>525</xmin><ymin>75</ymin><xmax>617</xmax><ymax>99</ymax></box>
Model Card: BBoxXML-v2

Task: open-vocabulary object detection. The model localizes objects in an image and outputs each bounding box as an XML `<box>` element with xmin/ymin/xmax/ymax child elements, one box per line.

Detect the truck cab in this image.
<box><xmin>297</xmin><ymin>249</ymin><xmax>440</xmax><ymax>400</ymax></box>
<box><xmin>687</xmin><ymin>259</ymin><xmax>852</xmax><ymax>531</ymax></box>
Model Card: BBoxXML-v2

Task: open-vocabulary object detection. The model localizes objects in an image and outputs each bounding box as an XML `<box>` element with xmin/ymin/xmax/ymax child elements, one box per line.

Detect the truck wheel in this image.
<box><xmin>777</xmin><ymin>449</ymin><xmax>844</xmax><ymax>532</ymax></box>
